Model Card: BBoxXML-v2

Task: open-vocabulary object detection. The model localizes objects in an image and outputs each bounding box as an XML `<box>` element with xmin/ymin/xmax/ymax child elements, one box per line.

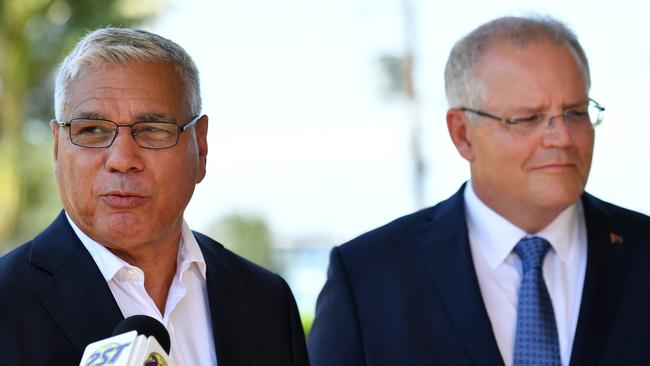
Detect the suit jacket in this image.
<box><xmin>307</xmin><ymin>185</ymin><xmax>650</xmax><ymax>365</ymax></box>
<box><xmin>0</xmin><ymin>211</ymin><xmax>309</xmax><ymax>366</ymax></box>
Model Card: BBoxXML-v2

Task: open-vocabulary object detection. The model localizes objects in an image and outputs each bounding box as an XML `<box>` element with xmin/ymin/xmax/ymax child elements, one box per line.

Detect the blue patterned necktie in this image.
<box><xmin>513</xmin><ymin>236</ymin><xmax>561</xmax><ymax>366</ymax></box>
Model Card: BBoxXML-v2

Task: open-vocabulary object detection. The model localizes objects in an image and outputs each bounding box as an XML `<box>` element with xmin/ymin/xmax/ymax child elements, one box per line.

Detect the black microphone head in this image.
<box><xmin>112</xmin><ymin>315</ymin><xmax>171</xmax><ymax>354</ymax></box>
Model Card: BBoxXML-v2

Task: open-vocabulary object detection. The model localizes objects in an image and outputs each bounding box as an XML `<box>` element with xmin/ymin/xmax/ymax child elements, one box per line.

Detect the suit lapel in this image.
<box><xmin>416</xmin><ymin>186</ymin><xmax>505</xmax><ymax>366</ymax></box>
<box><xmin>569</xmin><ymin>194</ymin><xmax>629</xmax><ymax>365</ymax></box>
<box><xmin>195</xmin><ymin>233</ymin><xmax>251</xmax><ymax>366</ymax></box>
<box><xmin>30</xmin><ymin>211</ymin><xmax>123</xmax><ymax>352</ymax></box>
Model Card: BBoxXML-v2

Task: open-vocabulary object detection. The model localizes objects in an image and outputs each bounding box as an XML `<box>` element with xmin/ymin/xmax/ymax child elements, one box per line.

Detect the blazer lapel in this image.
<box><xmin>416</xmin><ymin>186</ymin><xmax>505</xmax><ymax>366</ymax></box>
<box><xmin>196</xmin><ymin>233</ymin><xmax>251</xmax><ymax>366</ymax></box>
<box><xmin>30</xmin><ymin>211</ymin><xmax>123</xmax><ymax>352</ymax></box>
<box><xmin>569</xmin><ymin>194</ymin><xmax>629</xmax><ymax>366</ymax></box>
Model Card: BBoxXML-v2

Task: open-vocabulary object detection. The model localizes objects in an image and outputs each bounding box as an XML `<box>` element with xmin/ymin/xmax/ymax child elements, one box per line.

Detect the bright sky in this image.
<box><xmin>148</xmin><ymin>0</ymin><xmax>650</xmax><ymax>247</ymax></box>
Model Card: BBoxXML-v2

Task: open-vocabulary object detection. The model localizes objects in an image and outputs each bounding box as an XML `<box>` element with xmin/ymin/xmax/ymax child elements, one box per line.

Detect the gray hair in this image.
<box><xmin>444</xmin><ymin>15</ymin><xmax>590</xmax><ymax>109</ymax></box>
<box><xmin>54</xmin><ymin>28</ymin><xmax>201</xmax><ymax>120</ymax></box>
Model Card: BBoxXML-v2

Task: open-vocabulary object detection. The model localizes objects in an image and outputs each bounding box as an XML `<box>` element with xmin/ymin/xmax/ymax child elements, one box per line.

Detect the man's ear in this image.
<box><xmin>446</xmin><ymin>109</ymin><xmax>475</xmax><ymax>162</ymax></box>
<box><xmin>194</xmin><ymin>115</ymin><xmax>208</xmax><ymax>183</ymax></box>
<box><xmin>51</xmin><ymin>120</ymin><xmax>60</xmax><ymax>162</ymax></box>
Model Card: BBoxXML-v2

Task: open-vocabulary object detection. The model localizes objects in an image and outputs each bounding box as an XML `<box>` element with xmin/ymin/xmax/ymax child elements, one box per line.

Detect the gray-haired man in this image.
<box><xmin>0</xmin><ymin>28</ymin><xmax>309</xmax><ymax>366</ymax></box>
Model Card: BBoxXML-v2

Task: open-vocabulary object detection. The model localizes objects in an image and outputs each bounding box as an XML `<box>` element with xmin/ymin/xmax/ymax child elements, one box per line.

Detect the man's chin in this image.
<box><xmin>94</xmin><ymin>214</ymin><xmax>150</xmax><ymax>242</ymax></box>
<box><xmin>531</xmin><ymin>181</ymin><xmax>585</xmax><ymax>211</ymax></box>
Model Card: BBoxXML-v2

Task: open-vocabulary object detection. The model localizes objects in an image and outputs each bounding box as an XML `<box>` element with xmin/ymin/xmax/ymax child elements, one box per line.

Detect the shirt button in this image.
<box><xmin>126</xmin><ymin>270</ymin><xmax>137</xmax><ymax>281</ymax></box>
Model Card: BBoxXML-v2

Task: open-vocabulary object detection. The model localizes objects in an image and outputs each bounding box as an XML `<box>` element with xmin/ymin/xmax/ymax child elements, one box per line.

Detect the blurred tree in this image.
<box><xmin>208</xmin><ymin>213</ymin><xmax>279</xmax><ymax>273</ymax></box>
<box><xmin>0</xmin><ymin>0</ymin><xmax>161</xmax><ymax>252</ymax></box>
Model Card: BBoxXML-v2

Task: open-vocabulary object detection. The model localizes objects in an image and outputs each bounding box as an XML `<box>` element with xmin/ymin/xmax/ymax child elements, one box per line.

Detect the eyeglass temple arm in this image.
<box><xmin>459</xmin><ymin>107</ymin><xmax>513</xmax><ymax>125</ymax></box>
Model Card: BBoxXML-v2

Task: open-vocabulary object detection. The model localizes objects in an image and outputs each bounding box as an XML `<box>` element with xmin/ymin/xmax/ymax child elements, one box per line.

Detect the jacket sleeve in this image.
<box><xmin>307</xmin><ymin>246</ymin><xmax>365</xmax><ymax>366</ymax></box>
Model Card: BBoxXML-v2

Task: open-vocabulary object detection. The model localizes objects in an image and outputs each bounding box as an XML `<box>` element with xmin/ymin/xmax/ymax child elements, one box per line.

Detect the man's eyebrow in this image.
<box><xmin>69</xmin><ymin>112</ymin><xmax>178</xmax><ymax>123</ymax></box>
<box><xmin>136</xmin><ymin>113</ymin><xmax>176</xmax><ymax>123</ymax></box>
<box><xmin>507</xmin><ymin>105</ymin><xmax>547</xmax><ymax>116</ymax></box>
<box><xmin>508</xmin><ymin>99</ymin><xmax>590</xmax><ymax>115</ymax></box>
<box><xmin>564</xmin><ymin>99</ymin><xmax>590</xmax><ymax>109</ymax></box>
<box><xmin>72</xmin><ymin>112</ymin><xmax>105</xmax><ymax>119</ymax></box>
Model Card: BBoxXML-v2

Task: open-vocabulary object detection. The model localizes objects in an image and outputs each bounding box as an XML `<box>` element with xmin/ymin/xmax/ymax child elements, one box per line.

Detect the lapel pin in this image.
<box><xmin>609</xmin><ymin>232</ymin><xmax>624</xmax><ymax>245</ymax></box>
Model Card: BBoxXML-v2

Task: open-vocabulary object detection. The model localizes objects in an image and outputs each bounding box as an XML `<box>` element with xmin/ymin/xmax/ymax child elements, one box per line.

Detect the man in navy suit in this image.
<box><xmin>0</xmin><ymin>28</ymin><xmax>308</xmax><ymax>365</ymax></box>
<box><xmin>308</xmin><ymin>15</ymin><xmax>650</xmax><ymax>365</ymax></box>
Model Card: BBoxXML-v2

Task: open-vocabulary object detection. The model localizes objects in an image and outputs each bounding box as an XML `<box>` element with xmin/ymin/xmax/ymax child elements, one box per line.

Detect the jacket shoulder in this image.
<box><xmin>341</xmin><ymin>207</ymin><xmax>434</xmax><ymax>250</ymax></box>
<box><xmin>191</xmin><ymin>231</ymin><xmax>308</xmax><ymax>365</ymax></box>
<box><xmin>0</xmin><ymin>241</ymin><xmax>35</xmax><ymax>293</ymax></box>
<box><xmin>337</xmin><ymin>188</ymin><xmax>462</xmax><ymax>261</ymax></box>
<box><xmin>583</xmin><ymin>193</ymin><xmax>650</xmax><ymax>229</ymax></box>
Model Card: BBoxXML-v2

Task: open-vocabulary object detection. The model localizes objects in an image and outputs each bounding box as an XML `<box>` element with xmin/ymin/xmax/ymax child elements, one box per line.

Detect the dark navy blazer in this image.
<box><xmin>0</xmin><ymin>211</ymin><xmax>309</xmax><ymax>366</ymax></box>
<box><xmin>308</xmin><ymin>185</ymin><xmax>650</xmax><ymax>365</ymax></box>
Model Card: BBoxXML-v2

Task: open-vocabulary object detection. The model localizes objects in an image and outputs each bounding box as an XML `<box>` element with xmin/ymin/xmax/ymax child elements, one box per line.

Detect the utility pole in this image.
<box><xmin>402</xmin><ymin>0</ymin><xmax>425</xmax><ymax>209</ymax></box>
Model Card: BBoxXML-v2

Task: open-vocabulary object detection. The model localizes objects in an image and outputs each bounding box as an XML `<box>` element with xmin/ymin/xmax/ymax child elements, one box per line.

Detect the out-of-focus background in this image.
<box><xmin>1</xmin><ymin>0</ymin><xmax>649</xmax><ymax>332</ymax></box>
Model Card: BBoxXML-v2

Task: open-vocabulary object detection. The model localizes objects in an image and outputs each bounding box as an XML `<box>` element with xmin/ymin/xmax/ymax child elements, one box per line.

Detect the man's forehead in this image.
<box><xmin>71</xmin><ymin>110</ymin><xmax>178</xmax><ymax>123</ymax></box>
<box><xmin>473</xmin><ymin>40</ymin><xmax>589</xmax><ymax>112</ymax></box>
<box><xmin>61</xmin><ymin>61</ymin><xmax>188</xmax><ymax>121</ymax></box>
<box><xmin>63</xmin><ymin>95</ymin><xmax>183</xmax><ymax>122</ymax></box>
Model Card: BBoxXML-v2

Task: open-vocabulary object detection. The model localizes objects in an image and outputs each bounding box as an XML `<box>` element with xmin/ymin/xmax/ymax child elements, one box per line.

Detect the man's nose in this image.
<box><xmin>541</xmin><ymin>113</ymin><xmax>574</xmax><ymax>148</ymax></box>
<box><xmin>104</xmin><ymin>126</ymin><xmax>145</xmax><ymax>173</ymax></box>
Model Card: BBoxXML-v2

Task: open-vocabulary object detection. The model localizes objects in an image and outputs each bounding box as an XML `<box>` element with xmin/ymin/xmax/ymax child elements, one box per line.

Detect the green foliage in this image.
<box><xmin>0</xmin><ymin>0</ymin><xmax>161</xmax><ymax>252</ymax></box>
<box><xmin>207</xmin><ymin>213</ymin><xmax>280</xmax><ymax>273</ymax></box>
<box><xmin>301</xmin><ymin>311</ymin><xmax>314</xmax><ymax>337</ymax></box>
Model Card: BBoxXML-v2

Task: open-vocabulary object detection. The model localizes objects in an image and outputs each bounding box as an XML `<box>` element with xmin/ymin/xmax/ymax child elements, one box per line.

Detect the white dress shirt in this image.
<box><xmin>66</xmin><ymin>214</ymin><xmax>217</xmax><ymax>366</ymax></box>
<box><xmin>463</xmin><ymin>182</ymin><xmax>587</xmax><ymax>366</ymax></box>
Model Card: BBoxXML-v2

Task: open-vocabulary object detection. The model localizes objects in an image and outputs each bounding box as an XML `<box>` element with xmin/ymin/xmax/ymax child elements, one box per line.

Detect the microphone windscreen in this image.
<box><xmin>112</xmin><ymin>315</ymin><xmax>171</xmax><ymax>354</ymax></box>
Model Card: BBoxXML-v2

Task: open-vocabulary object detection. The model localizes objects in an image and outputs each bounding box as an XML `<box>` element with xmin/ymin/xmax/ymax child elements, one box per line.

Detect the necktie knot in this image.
<box><xmin>515</xmin><ymin>236</ymin><xmax>551</xmax><ymax>273</ymax></box>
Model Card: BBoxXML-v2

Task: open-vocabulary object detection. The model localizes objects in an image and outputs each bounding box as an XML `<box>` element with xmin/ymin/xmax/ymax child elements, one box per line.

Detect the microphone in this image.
<box><xmin>112</xmin><ymin>315</ymin><xmax>171</xmax><ymax>354</ymax></box>
<box><xmin>79</xmin><ymin>315</ymin><xmax>176</xmax><ymax>366</ymax></box>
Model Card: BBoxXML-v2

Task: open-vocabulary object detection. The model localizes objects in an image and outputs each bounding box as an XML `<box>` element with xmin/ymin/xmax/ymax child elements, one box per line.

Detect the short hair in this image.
<box><xmin>444</xmin><ymin>15</ymin><xmax>590</xmax><ymax>109</ymax></box>
<box><xmin>54</xmin><ymin>28</ymin><xmax>201</xmax><ymax>120</ymax></box>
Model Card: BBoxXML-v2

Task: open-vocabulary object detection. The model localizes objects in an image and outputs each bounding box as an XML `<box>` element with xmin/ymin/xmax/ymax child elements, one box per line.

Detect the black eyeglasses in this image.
<box><xmin>57</xmin><ymin>115</ymin><xmax>201</xmax><ymax>149</ymax></box>
<box><xmin>460</xmin><ymin>98</ymin><xmax>605</xmax><ymax>131</ymax></box>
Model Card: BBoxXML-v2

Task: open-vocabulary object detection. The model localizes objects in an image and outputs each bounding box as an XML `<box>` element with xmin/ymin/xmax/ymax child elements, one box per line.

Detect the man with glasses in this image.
<box><xmin>309</xmin><ymin>15</ymin><xmax>650</xmax><ymax>365</ymax></box>
<box><xmin>0</xmin><ymin>28</ymin><xmax>309</xmax><ymax>365</ymax></box>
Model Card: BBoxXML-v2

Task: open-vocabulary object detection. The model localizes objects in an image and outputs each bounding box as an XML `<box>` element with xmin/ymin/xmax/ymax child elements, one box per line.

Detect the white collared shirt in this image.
<box><xmin>464</xmin><ymin>182</ymin><xmax>586</xmax><ymax>366</ymax></box>
<box><xmin>66</xmin><ymin>213</ymin><xmax>217</xmax><ymax>366</ymax></box>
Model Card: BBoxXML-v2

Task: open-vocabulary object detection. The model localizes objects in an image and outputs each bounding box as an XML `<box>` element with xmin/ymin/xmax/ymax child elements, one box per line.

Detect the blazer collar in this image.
<box><xmin>416</xmin><ymin>184</ymin><xmax>505</xmax><ymax>366</ymax></box>
<box><xmin>30</xmin><ymin>211</ymin><xmax>123</xmax><ymax>352</ymax></box>
<box><xmin>195</xmin><ymin>232</ymin><xmax>251</xmax><ymax>366</ymax></box>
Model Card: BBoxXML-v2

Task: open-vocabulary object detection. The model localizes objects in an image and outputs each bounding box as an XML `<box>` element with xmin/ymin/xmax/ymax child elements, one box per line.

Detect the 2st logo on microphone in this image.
<box><xmin>85</xmin><ymin>342</ymin><xmax>131</xmax><ymax>365</ymax></box>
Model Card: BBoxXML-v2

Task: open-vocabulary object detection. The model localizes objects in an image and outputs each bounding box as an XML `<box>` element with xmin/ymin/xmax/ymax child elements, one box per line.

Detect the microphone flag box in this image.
<box><xmin>79</xmin><ymin>330</ymin><xmax>175</xmax><ymax>366</ymax></box>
